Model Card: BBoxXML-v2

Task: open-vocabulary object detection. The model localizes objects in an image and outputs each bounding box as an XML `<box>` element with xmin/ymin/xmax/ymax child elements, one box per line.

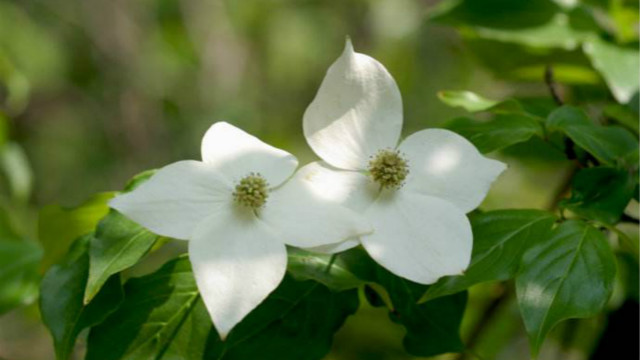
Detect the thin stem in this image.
<box><xmin>324</xmin><ymin>254</ymin><xmax>338</xmax><ymax>274</ymax></box>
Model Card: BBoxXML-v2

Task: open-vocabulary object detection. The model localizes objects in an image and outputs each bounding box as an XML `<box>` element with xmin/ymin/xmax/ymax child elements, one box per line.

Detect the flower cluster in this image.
<box><xmin>110</xmin><ymin>39</ymin><xmax>506</xmax><ymax>338</ymax></box>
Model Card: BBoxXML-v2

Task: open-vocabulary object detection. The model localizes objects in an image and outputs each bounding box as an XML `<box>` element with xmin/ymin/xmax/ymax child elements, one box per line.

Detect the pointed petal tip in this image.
<box><xmin>343</xmin><ymin>36</ymin><xmax>354</xmax><ymax>55</ymax></box>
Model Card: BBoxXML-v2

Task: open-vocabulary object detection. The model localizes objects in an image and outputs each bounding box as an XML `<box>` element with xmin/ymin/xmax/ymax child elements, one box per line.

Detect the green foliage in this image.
<box><xmin>287</xmin><ymin>248</ymin><xmax>364</xmax><ymax>291</ymax></box>
<box><xmin>38</xmin><ymin>193</ymin><xmax>114</xmax><ymax>271</ymax></box>
<box><xmin>341</xmin><ymin>248</ymin><xmax>467</xmax><ymax>357</ymax></box>
<box><xmin>85</xmin><ymin>211</ymin><xmax>158</xmax><ymax>303</ymax></box>
<box><xmin>0</xmin><ymin>237</ymin><xmax>41</xmax><ymax>314</ymax></box>
<box><xmin>40</xmin><ymin>235</ymin><xmax>124</xmax><ymax>360</ymax></box>
<box><xmin>423</xmin><ymin>209</ymin><xmax>556</xmax><ymax>301</ymax></box>
<box><xmin>87</xmin><ymin>256</ymin><xmax>359</xmax><ymax>360</ymax></box>
<box><xmin>562</xmin><ymin>167</ymin><xmax>637</xmax><ymax>224</ymax></box>
<box><xmin>86</xmin><ymin>256</ymin><xmax>208</xmax><ymax>360</ymax></box>
<box><xmin>546</xmin><ymin>106</ymin><xmax>639</xmax><ymax>167</ymax></box>
<box><xmin>516</xmin><ymin>220</ymin><xmax>616</xmax><ymax>357</ymax></box>
<box><xmin>446</xmin><ymin>115</ymin><xmax>544</xmax><ymax>153</ymax></box>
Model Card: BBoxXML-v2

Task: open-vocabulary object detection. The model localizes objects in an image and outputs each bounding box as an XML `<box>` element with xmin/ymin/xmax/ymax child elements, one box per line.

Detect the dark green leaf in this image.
<box><xmin>341</xmin><ymin>248</ymin><xmax>467</xmax><ymax>357</ymax></box>
<box><xmin>0</xmin><ymin>239</ymin><xmax>41</xmax><ymax>314</ymax></box>
<box><xmin>84</xmin><ymin>210</ymin><xmax>158</xmax><ymax>303</ymax></box>
<box><xmin>546</xmin><ymin>106</ymin><xmax>639</xmax><ymax>167</ymax></box>
<box><xmin>423</xmin><ymin>210</ymin><xmax>555</xmax><ymax>302</ymax></box>
<box><xmin>40</xmin><ymin>235</ymin><xmax>124</xmax><ymax>360</ymax></box>
<box><xmin>287</xmin><ymin>247</ymin><xmax>364</xmax><ymax>291</ymax></box>
<box><xmin>516</xmin><ymin>220</ymin><xmax>616</xmax><ymax>356</ymax></box>
<box><xmin>38</xmin><ymin>192</ymin><xmax>114</xmax><ymax>272</ymax></box>
<box><xmin>206</xmin><ymin>275</ymin><xmax>359</xmax><ymax>360</ymax></box>
<box><xmin>446</xmin><ymin>114</ymin><xmax>544</xmax><ymax>153</ymax></box>
<box><xmin>562</xmin><ymin>167</ymin><xmax>637</xmax><ymax>224</ymax></box>
<box><xmin>86</xmin><ymin>256</ymin><xmax>208</xmax><ymax>360</ymax></box>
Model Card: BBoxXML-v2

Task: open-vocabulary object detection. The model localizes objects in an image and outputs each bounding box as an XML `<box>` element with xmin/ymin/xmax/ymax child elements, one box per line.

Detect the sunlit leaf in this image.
<box><xmin>516</xmin><ymin>220</ymin><xmax>616</xmax><ymax>356</ymax></box>
<box><xmin>84</xmin><ymin>210</ymin><xmax>158</xmax><ymax>303</ymax></box>
<box><xmin>287</xmin><ymin>248</ymin><xmax>364</xmax><ymax>291</ymax></box>
<box><xmin>423</xmin><ymin>210</ymin><xmax>555</xmax><ymax>302</ymax></box>
<box><xmin>584</xmin><ymin>37</ymin><xmax>640</xmax><ymax>103</ymax></box>
<box><xmin>38</xmin><ymin>193</ymin><xmax>114</xmax><ymax>272</ymax></box>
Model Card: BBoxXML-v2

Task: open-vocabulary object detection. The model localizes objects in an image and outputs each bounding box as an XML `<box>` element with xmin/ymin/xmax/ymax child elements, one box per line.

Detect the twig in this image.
<box><xmin>545</xmin><ymin>65</ymin><xmax>564</xmax><ymax>106</ymax></box>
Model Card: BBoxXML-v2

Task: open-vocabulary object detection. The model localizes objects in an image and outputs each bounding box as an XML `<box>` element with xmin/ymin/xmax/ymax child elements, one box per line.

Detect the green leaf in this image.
<box><xmin>603</xmin><ymin>103</ymin><xmax>640</xmax><ymax>134</ymax></box>
<box><xmin>86</xmin><ymin>256</ymin><xmax>208</xmax><ymax>360</ymax></box>
<box><xmin>84</xmin><ymin>210</ymin><xmax>158</xmax><ymax>303</ymax></box>
<box><xmin>286</xmin><ymin>248</ymin><xmax>365</xmax><ymax>291</ymax></box>
<box><xmin>584</xmin><ymin>37</ymin><xmax>640</xmax><ymax>103</ymax></box>
<box><xmin>341</xmin><ymin>248</ymin><xmax>467</xmax><ymax>357</ymax></box>
<box><xmin>38</xmin><ymin>192</ymin><xmax>114</xmax><ymax>272</ymax></box>
<box><xmin>446</xmin><ymin>114</ymin><xmax>544</xmax><ymax>153</ymax></box>
<box><xmin>206</xmin><ymin>275</ymin><xmax>359</xmax><ymax>359</ymax></box>
<box><xmin>0</xmin><ymin>239</ymin><xmax>42</xmax><ymax>314</ymax></box>
<box><xmin>546</xmin><ymin>106</ymin><xmax>639</xmax><ymax>167</ymax></box>
<box><xmin>0</xmin><ymin>142</ymin><xmax>32</xmax><ymax>202</ymax></box>
<box><xmin>40</xmin><ymin>235</ymin><xmax>124</xmax><ymax>360</ymax></box>
<box><xmin>87</xmin><ymin>256</ymin><xmax>358</xmax><ymax>360</ymax></box>
<box><xmin>423</xmin><ymin>210</ymin><xmax>556</xmax><ymax>302</ymax></box>
<box><xmin>516</xmin><ymin>220</ymin><xmax>616</xmax><ymax>357</ymax></box>
<box><xmin>562</xmin><ymin>167</ymin><xmax>637</xmax><ymax>224</ymax></box>
<box><xmin>437</xmin><ymin>90</ymin><xmax>499</xmax><ymax>112</ymax></box>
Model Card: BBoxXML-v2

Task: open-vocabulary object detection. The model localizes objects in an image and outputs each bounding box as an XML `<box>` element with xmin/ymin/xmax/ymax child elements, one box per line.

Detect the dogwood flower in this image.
<box><xmin>109</xmin><ymin>122</ymin><xmax>371</xmax><ymax>338</ymax></box>
<box><xmin>301</xmin><ymin>40</ymin><xmax>506</xmax><ymax>284</ymax></box>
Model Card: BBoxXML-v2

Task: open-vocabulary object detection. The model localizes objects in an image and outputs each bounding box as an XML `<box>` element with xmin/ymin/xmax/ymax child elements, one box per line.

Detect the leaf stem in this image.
<box><xmin>325</xmin><ymin>254</ymin><xmax>338</xmax><ymax>274</ymax></box>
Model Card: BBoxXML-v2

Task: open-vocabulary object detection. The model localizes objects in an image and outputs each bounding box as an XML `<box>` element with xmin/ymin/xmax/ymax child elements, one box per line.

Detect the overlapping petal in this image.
<box><xmin>189</xmin><ymin>209</ymin><xmax>287</xmax><ymax>340</ymax></box>
<box><xmin>201</xmin><ymin>122</ymin><xmax>298</xmax><ymax>186</ymax></box>
<box><xmin>109</xmin><ymin>160</ymin><xmax>232</xmax><ymax>240</ymax></box>
<box><xmin>303</xmin><ymin>40</ymin><xmax>403</xmax><ymax>171</ymax></box>
<box><xmin>398</xmin><ymin>129</ymin><xmax>507</xmax><ymax>213</ymax></box>
<box><xmin>260</xmin><ymin>163</ymin><xmax>372</xmax><ymax>248</ymax></box>
<box><xmin>361</xmin><ymin>190</ymin><xmax>473</xmax><ymax>284</ymax></box>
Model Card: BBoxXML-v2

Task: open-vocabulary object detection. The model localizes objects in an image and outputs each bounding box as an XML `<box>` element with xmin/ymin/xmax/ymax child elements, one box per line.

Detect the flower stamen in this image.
<box><xmin>233</xmin><ymin>173</ymin><xmax>269</xmax><ymax>209</ymax></box>
<box><xmin>368</xmin><ymin>149</ymin><xmax>409</xmax><ymax>189</ymax></box>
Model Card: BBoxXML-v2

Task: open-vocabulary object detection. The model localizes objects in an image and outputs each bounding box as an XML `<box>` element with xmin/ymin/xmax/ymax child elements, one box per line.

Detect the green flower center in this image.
<box><xmin>233</xmin><ymin>173</ymin><xmax>269</xmax><ymax>209</ymax></box>
<box><xmin>368</xmin><ymin>149</ymin><xmax>409</xmax><ymax>189</ymax></box>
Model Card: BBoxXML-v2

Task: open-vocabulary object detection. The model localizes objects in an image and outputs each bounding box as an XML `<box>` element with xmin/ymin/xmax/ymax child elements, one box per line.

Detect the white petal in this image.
<box><xmin>189</xmin><ymin>209</ymin><xmax>287</xmax><ymax>339</ymax></box>
<box><xmin>109</xmin><ymin>160</ymin><xmax>232</xmax><ymax>240</ymax></box>
<box><xmin>260</xmin><ymin>164</ymin><xmax>373</xmax><ymax>249</ymax></box>
<box><xmin>201</xmin><ymin>122</ymin><xmax>298</xmax><ymax>186</ymax></box>
<box><xmin>398</xmin><ymin>129</ymin><xmax>506</xmax><ymax>213</ymax></box>
<box><xmin>303</xmin><ymin>40</ymin><xmax>403</xmax><ymax>171</ymax></box>
<box><xmin>294</xmin><ymin>161</ymin><xmax>378</xmax><ymax>212</ymax></box>
<box><xmin>361</xmin><ymin>190</ymin><xmax>472</xmax><ymax>284</ymax></box>
<box><xmin>304</xmin><ymin>239</ymin><xmax>360</xmax><ymax>254</ymax></box>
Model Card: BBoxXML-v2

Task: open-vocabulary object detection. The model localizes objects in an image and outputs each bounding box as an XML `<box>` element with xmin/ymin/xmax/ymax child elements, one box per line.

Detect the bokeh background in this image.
<box><xmin>0</xmin><ymin>0</ymin><xmax>638</xmax><ymax>359</ymax></box>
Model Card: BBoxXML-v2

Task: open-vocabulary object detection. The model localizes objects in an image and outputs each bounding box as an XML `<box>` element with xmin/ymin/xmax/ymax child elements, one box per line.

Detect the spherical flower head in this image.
<box><xmin>233</xmin><ymin>173</ymin><xmax>269</xmax><ymax>209</ymax></box>
<box><xmin>368</xmin><ymin>149</ymin><xmax>409</xmax><ymax>189</ymax></box>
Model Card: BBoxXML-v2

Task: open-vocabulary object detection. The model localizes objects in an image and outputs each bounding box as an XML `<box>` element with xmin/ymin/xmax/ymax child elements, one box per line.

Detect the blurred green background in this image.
<box><xmin>0</xmin><ymin>0</ymin><xmax>637</xmax><ymax>359</ymax></box>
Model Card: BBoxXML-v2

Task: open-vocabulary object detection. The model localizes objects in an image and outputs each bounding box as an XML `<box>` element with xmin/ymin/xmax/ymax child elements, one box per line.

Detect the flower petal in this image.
<box><xmin>361</xmin><ymin>190</ymin><xmax>472</xmax><ymax>284</ymax></box>
<box><xmin>201</xmin><ymin>122</ymin><xmax>298</xmax><ymax>187</ymax></box>
<box><xmin>109</xmin><ymin>160</ymin><xmax>232</xmax><ymax>240</ymax></box>
<box><xmin>294</xmin><ymin>161</ymin><xmax>377</xmax><ymax>212</ymax></box>
<box><xmin>303</xmin><ymin>40</ymin><xmax>403</xmax><ymax>171</ymax></box>
<box><xmin>398</xmin><ymin>129</ymin><xmax>506</xmax><ymax>213</ymax></box>
<box><xmin>189</xmin><ymin>209</ymin><xmax>287</xmax><ymax>339</ymax></box>
<box><xmin>260</xmin><ymin>163</ymin><xmax>373</xmax><ymax>249</ymax></box>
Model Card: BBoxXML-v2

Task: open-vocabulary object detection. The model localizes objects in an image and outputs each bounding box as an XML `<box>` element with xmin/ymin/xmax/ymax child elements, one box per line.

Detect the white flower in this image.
<box><xmin>301</xmin><ymin>40</ymin><xmax>506</xmax><ymax>284</ymax></box>
<box><xmin>109</xmin><ymin>122</ymin><xmax>371</xmax><ymax>338</ymax></box>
